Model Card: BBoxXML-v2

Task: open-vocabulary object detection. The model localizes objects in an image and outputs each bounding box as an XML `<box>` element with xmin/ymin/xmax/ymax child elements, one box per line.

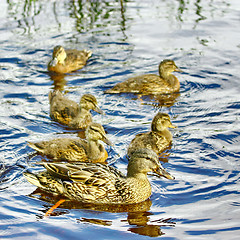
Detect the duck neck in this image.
<box><xmin>127</xmin><ymin>171</ymin><xmax>149</xmax><ymax>181</ymax></box>
<box><xmin>77</xmin><ymin>107</ymin><xmax>91</xmax><ymax>122</ymax></box>
<box><xmin>126</xmin><ymin>160</ymin><xmax>152</xmax><ymax>202</ymax></box>
<box><xmin>127</xmin><ymin>160</ymin><xmax>148</xmax><ymax>180</ymax></box>
<box><xmin>58</xmin><ymin>58</ymin><xmax>65</xmax><ymax>65</ymax></box>
<box><xmin>79</xmin><ymin>107</ymin><xmax>89</xmax><ymax>115</ymax></box>
<box><xmin>151</xmin><ymin>126</ymin><xmax>172</xmax><ymax>142</ymax></box>
<box><xmin>71</xmin><ymin>107</ymin><xmax>90</xmax><ymax>127</ymax></box>
<box><xmin>87</xmin><ymin>139</ymin><xmax>104</xmax><ymax>160</ymax></box>
<box><xmin>159</xmin><ymin>70</ymin><xmax>179</xmax><ymax>90</ymax></box>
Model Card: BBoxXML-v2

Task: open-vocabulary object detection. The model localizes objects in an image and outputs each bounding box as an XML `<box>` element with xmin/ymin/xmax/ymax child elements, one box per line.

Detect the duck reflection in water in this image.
<box><xmin>126</xmin><ymin>212</ymin><xmax>175</xmax><ymax>237</ymax></box>
<box><xmin>127</xmin><ymin>92</ymin><xmax>181</xmax><ymax>108</ymax></box>
<box><xmin>28</xmin><ymin>189</ymin><xmax>175</xmax><ymax>237</ymax></box>
<box><xmin>147</xmin><ymin>92</ymin><xmax>181</xmax><ymax>108</ymax></box>
<box><xmin>49</xmin><ymin>74</ymin><xmax>67</xmax><ymax>92</ymax></box>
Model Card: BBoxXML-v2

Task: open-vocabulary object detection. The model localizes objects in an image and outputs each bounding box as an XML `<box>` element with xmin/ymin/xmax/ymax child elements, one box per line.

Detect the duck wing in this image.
<box><xmin>28</xmin><ymin>138</ymin><xmax>88</xmax><ymax>162</ymax></box>
<box><xmin>49</xmin><ymin>90</ymin><xmax>79</xmax><ymax>123</ymax></box>
<box><xmin>65</xmin><ymin>49</ymin><xmax>92</xmax><ymax>70</ymax></box>
<box><xmin>105</xmin><ymin>74</ymin><xmax>171</xmax><ymax>94</ymax></box>
<box><xmin>127</xmin><ymin>131</ymin><xmax>168</xmax><ymax>156</ymax></box>
<box><xmin>41</xmin><ymin>162</ymin><xmax>128</xmax><ymax>203</ymax></box>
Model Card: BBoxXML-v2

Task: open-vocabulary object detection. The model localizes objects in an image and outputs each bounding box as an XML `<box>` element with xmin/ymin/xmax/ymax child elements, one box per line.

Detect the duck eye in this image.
<box><xmin>145</xmin><ymin>156</ymin><xmax>152</xmax><ymax>161</ymax></box>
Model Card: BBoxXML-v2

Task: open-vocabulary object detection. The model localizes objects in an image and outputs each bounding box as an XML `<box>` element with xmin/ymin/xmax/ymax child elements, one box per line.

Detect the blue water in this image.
<box><xmin>0</xmin><ymin>0</ymin><xmax>240</xmax><ymax>239</ymax></box>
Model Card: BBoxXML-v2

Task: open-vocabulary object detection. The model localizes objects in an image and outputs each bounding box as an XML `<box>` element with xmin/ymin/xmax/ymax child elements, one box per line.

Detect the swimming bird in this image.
<box><xmin>48</xmin><ymin>45</ymin><xmax>92</xmax><ymax>74</ymax></box>
<box><xmin>104</xmin><ymin>59</ymin><xmax>181</xmax><ymax>95</ymax></box>
<box><xmin>127</xmin><ymin>113</ymin><xmax>176</xmax><ymax>157</ymax></box>
<box><xmin>28</xmin><ymin>123</ymin><xmax>113</xmax><ymax>163</ymax></box>
<box><xmin>23</xmin><ymin>148</ymin><xmax>174</xmax><ymax>204</ymax></box>
<box><xmin>49</xmin><ymin>90</ymin><xmax>103</xmax><ymax>129</ymax></box>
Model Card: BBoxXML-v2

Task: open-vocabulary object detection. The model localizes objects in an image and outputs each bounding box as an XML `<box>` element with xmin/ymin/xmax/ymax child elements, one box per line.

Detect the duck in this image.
<box><xmin>104</xmin><ymin>59</ymin><xmax>182</xmax><ymax>95</ymax></box>
<box><xmin>49</xmin><ymin>90</ymin><xmax>103</xmax><ymax>129</ymax></box>
<box><xmin>28</xmin><ymin>123</ymin><xmax>113</xmax><ymax>163</ymax></box>
<box><xmin>127</xmin><ymin>113</ymin><xmax>176</xmax><ymax>157</ymax></box>
<box><xmin>48</xmin><ymin>45</ymin><xmax>92</xmax><ymax>74</ymax></box>
<box><xmin>23</xmin><ymin>148</ymin><xmax>174</xmax><ymax>204</ymax></box>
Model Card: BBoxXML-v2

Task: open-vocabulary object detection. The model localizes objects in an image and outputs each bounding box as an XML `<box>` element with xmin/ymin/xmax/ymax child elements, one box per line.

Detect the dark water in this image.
<box><xmin>0</xmin><ymin>0</ymin><xmax>240</xmax><ymax>239</ymax></box>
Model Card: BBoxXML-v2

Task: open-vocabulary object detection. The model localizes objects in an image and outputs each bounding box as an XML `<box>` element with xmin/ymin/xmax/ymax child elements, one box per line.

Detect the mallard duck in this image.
<box><xmin>48</xmin><ymin>45</ymin><xmax>92</xmax><ymax>74</ymax></box>
<box><xmin>104</xmin><ymin>59</ymin><xmax>181</xmax><ymax>95</ymax></box>
<box><xmin>49</xmin><ymin>90</ymin><xmax>103</xmax><ymax>129</ymax></box>
<box><xmin>127</xmin><ymin>113</ymin><xmax>176</xmax><ymax>157</ymax></box>
<box><xmin>28</xmin><ymin>123</ymin><xmax>112</xmax><ymax>163</ymax></box>
<box><xmin>23</xmin><ymin>148</ymin><xmax>174</xmax><ymax>204</ymax></box>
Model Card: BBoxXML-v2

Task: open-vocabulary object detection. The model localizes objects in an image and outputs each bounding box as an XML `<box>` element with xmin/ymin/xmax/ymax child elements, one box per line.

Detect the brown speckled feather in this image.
<box><xmin>28</xmin><ymin>138</ymin><xmax>88</xmax><ymax>162</ymax></box>
<box><xmin>48</xmin><ymin>46</ymin><xmax>92</xmax><ymax>74</ymax></box>
<box><xmin>49</xmin><ymin>90</ymin><xmax>80</xmax><ymax>124</ymax></box>
<box><xmin>128</xmin><ymin>131</ymin><xmax>170</xmax><ymax>156</ymax></box>
<box><xmin>105</xmin><ymin>60</ymin><xmax>181</xmax><ymax>95</ymax></box>
<box><xmin>24</xmin><ymin>149</ymin><xmax>174</xmax><ymax>204</ymax></box>
<box><xmin>28</xmin><ymin>123</ymin><xmax>112</xmax><ymax>163</ymax></box>
<box><xmin>127</xmin><ymin>113</ymin><xmax>175</xmax><ymax>157</ymax></box>
<box><xmin>49</xmin><ymin>90</ymin><xmax>102</xmax><ymax>129</ymax></box>
<box><xmin>25</xmin><ymin>162</ymin><xmax>151</xmax><ymax>204</ymax></box>
<box><xmin>106</xmin><ymin>74</ymin><xmax>176</xmax><ymax>94</ymax></box>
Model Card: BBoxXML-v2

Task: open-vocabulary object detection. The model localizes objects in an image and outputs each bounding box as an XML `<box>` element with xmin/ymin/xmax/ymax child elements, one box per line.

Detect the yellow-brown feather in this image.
<box><xmin>48</xmin><ymin>46</ymin><xmax>92</xmax><ymax>74</ymax></box>
<box><xmin>24</xmin><ymin>149</ymin><xmax>174</xmax><ymax>204</ymax></box>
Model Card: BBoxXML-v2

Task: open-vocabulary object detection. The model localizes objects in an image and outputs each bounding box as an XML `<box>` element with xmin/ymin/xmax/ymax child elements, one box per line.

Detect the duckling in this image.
<box><xmin>23</xmin><ymin>148</ymin><xmax>174</xmax><ymax>204</ymax></box>
<box><xmin>105</xmin><ymin>59</ymin><xmax>181</xmax><ymax>95</ymax></box>
<box><xmin>127</xmin><ymin>113</ymin><xmax>176</xmax><ymax>157</ymax></box>
<box><xmin>48</xmin><ymin>45</ymin><xmax>92</xmax><ymax>74</ymax></box>
<box><xmin>28</xmin><ymin>123</ymin><xmax>112</xmax><ymax>163</ymax></box>
<box><xmin>49</xmin><ymin>90</ymin><xmax>103</xmax><ymax>129</ymax></box>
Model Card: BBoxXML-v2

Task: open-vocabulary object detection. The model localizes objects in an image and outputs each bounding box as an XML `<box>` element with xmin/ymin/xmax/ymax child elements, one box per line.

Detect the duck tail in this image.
<box><xmin>23</xmin><ymin>171</ymin><xmax>45</xmax><ymax>189</ymax></box>
<box><xmin>27</xmin><ymin>142</ymin><xmax>45</xmax><ymax>154</ymax></box>
<box><xmin>84</xmin><ymin>49</ymin><xmax>92</xmax><ymax>59</ymax></box>
<box><xmin>49</xmin><ymin>90</ymin><xmax>55</xmax><ymax>103</ymax></box>
<box><xmin>23</xmin><ymin>170</ymin><xmax>64</xmax><ymax>194</ymax></box>
<box><xmin>104</xmin><ymin>88</ymin><xmax>118</xmax><ymax>94</ymax></box>
<box><xmin>48</xmin><ymin>89</ymin><xmax>62</xmax><ymax>104</ymax></box>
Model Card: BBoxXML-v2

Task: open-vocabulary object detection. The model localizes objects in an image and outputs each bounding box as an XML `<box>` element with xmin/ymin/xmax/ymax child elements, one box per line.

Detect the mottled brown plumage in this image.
<box><xmin>49</xmin><ymin>90</ymin><xmax>103</xmax><ymax>129</ymax></box>
<box><xmin>105</xmin><ymin>59</ymin><xmax>181</xmax><ymax>95</ymax></box>
<box><xmin>127</xmin><ymin>113</ymin><xmax>176</xmax><ymax>157</ymax></box>
<box><xmin>23</xmin><ymin>148</ymin><xmax>174</xmax><ymax>204</ymax></box>
<box><xmin>28</xmin><ymin>123</ymin><xmax>112</xmax><ymax>163</ymax></box>
<box><xmin>48</xmin><ymin>45</ymin><xmax>92</xmax><ymax>74</ymax></box>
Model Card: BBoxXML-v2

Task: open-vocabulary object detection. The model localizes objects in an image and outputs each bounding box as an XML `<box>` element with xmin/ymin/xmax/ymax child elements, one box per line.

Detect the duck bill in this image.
<box><xmin>168</xmin><ymin>123</ymin><xmax>177</xmax><ymax>129</ymax></box>
<box><xmin>94</xmin><ymin>105</ymin><xmax>105</xmax><ymax>115</ymax></box>
<box><xmin>49</xmin><ymin>57</ymin><xmax>58</xmax><ymax>67</ymax></box>
<box><xmin>174</xmin><ymin>66</ymin><xmax>183</xmax><ymax>73</ymax></box>
<box><xmin>102</xmin><ymin>136</ymin><xmax>114</xmax><ymax>146</ymax></box>
<box><xmin>154</xmin><ymin>167</ymin><xmax>175</xmax><ymax>180</ymax></box>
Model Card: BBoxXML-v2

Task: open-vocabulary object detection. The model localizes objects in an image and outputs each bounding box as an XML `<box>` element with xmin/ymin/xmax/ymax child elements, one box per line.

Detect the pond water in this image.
<box><xmin>0</xmin><ymin>0</ymin><xmax>240</xmax><ymax>239</ymax></box>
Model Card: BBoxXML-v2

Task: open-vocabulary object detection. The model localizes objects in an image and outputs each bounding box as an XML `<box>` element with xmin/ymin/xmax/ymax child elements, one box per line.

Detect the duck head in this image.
<box><xmin>158</xmin><ymin>59</ymin><xmax>182</xmax><ymax>77</ymax></box>
<box><xmin>85</xmin><ymin>122</ymin><xmax>113</xmax><ymax>146</ymax></box>
<box><xmin>151</xmin><ymin>112</ymin><xmax>176</xmax><ymax>132</ymax></box>
<box><xmin>49</xmin><ymin>45</ymin><xmax>67</xmax><ymax>67</ymax></box>
<box><xmin>127</xmin><ymin>148</ymin><xmax>174</xmax><ymax>180</ymax></box>
<box><xmin>80</xmin><ymin>94</ymin><xmax>104</xmax><ymax>114</ymax></box>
